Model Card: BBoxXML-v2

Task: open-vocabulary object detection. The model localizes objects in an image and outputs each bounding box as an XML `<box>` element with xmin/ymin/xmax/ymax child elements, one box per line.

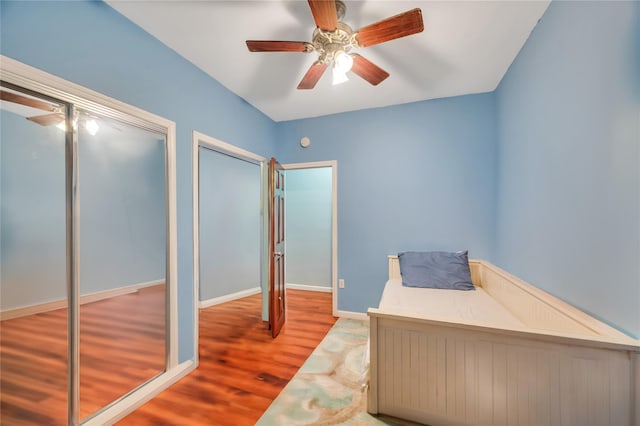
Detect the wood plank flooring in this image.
<box><xmin>0</xmin><ymin>303</ymin><xmax>68</xmax><ymax>425</ymax></box>
<box><xmin>1</xmin><ymin>288</ymin><xmax>335</xmax><ymax>425</ymax></box>
<box><xmin>118</xmin><ymin>289</ymin><xmax>336</xmax><ymax>425</ymax></box>
<box><xmin>0</xmin><ymin>285</ymin><xmax>166</xmax><ymax>425</ymax></box>
<box><xmin>79</xmin><ymin>285</ymin><xmax>165</xmax><ymax>419</ymax></box>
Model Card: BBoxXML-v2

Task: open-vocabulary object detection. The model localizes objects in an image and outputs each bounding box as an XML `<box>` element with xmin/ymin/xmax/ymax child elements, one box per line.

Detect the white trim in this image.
<box><xmin>192</xmin><ymin>131</ymin><xmax>266</xmax><ymax>367</ymax></box>
<box><xmin>282</xmin><ymin>160</ymin><xmax>336</xmax><ymax>170</ymax></box>
<box><xmin>193</xmin><ymin>131</ymin><xmax>265</xmax><ymax>164</ymax></box>
<box><xmin>336</xmin><ymin>310</ymin><xmax>369</xmax><ymax>321</ymax></box>
<box><xmin>0</xmin><ymin>279</ymin><xmax>164</xmax><ymax>321</ymax></box>
<box><xmin>1</xmin><ymin>300</ymin><xmax>68</xmax><ymax>322</ymax></box>
<box><xmin>261</xmin><ymin>162</ymin><xmax>268</xmax><ymax>322</ymax></box>
<box><xmin>282</xmin><ymin>160</ymin><xmax>339</xmax><ymax>317</ymax></box>
<box><xmin>192</xmin><ymin>133</ymin><xmax>200</xmax><ymax>367</ymax></box>
<box><xmin>286</xmin><ymin>283</ymin><xmax>332</xmax><ymax>293</ymax></box>
<box><xmin>166</xmin><ymin>121</ymin><xmax>178</xmax><ymax>370</ymax></box>
<box><xmin>1</xmin><ymin>55</ymin><xmax>179</xmax><ymax>418</ymax></box>
<box><xmin>331</xmin><ymin>163</ymin><xmax>338</xmax><ymax>317</ymax></box>
<box><xmin>0</xmin><ymin>56</ymin><xmax>172</xmax><ymax>134</ymax></box>
<box><xmin>199</xmin><ymin>286</ymin><xmax>262</xmax><ymax>309</ymax></box>
<box><xmin>84</xmin><ymin>360</ymin><xmax>194</xmax><ymax>426</ymax></box>
<box><xmin>635</xmin><ymin>352</ymin><xmax>640</xmax><ymax>425</ymax></box>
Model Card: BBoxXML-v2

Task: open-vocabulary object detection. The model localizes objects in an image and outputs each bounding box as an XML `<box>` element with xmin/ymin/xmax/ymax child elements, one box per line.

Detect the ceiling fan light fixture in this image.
<box><xmin>332</xmin><ymin>50</ymin><xmax>353</xmax><ymax>84</ymax></box>
<box><xmin>332</xmin><ymin>67</ymin><xmax>349</xmax><ymax>85</ymax></box>
<box><xmin>334</xmin><ymin>50</ymin><xmax>353</xmax><ymax>74</ymax></box>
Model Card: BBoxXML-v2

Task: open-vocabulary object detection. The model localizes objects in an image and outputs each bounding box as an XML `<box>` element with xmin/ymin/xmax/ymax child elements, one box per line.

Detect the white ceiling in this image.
<box><xmin>106</xmin><ymin>1</ymin><xmax>550</xmax><ymax>122</ymax></box>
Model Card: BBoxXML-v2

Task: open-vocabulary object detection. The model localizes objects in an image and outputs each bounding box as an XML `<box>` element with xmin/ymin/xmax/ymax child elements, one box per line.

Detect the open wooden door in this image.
<box><xmin>268</xmin><ymin>157</ymin><xmax>286</xmax><ymax>337</ymax></box>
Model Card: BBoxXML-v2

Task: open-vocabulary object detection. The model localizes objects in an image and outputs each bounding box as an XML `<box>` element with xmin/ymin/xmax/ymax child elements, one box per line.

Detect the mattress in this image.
<box><xmin>378</xmin><ymin>278</ymin><xmax>524</xmax><ymax>328</ymax></box>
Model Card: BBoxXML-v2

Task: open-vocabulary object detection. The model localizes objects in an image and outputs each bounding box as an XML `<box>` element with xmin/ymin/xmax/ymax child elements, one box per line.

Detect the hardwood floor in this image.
<box><xmin>118</xmin><ymin>289</ymin><xmax>336</xmax><ymax>425</ymax></box>
<box><xmin>79</xmin><ymin>285</ymin><xmax>165</xmax><ymax>419</ymax></box>
<box><xmin>0</xmin><ymin>285</ymin><xmax>166</xmax><ymax>425</ymax></box>
<box><xmin>1</xmin><ymin>288</ymin><xmax>335</xmax><ymax>425</ymax></box>
<box><xmin>0</xmin><ymin>303</ymin><xmax>68</xmax><ymax>425</ymax></box>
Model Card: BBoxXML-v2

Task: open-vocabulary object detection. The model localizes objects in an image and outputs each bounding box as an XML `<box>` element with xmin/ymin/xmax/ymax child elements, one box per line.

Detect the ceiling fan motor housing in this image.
<box><xmin>312</xmin><ymin>22</ymin><xmax>356</xmax><ymax>64</ymax></box>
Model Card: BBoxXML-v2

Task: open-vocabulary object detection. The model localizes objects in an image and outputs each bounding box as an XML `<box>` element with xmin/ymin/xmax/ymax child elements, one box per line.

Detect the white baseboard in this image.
<box><xmin>199</xmin><ymin>286</ymin><xmax>262</xmax><ymax>309</ymax></box>
<box><xmin>635</xmin><ymin>352</ymin><xmax>640</xmax><ymax>425</ymax></box>
<box><xmin>0</xmin><ymin>279</ymin><xmax>164</xmax><ymax>321</ymax></box>
<box><xmin>286</xmin><ymin>283</ymin><xmax>332</xmax><ymax>293</ymax></box>
<box><xmin>84</xmin><ymin>360</ymin><xmax>195</xmax><ymax>426</ymax></box>
<box><xmin>335</xmin><ymin>309</ymin><xmax>369</xmax><ymax>321</ymax></box>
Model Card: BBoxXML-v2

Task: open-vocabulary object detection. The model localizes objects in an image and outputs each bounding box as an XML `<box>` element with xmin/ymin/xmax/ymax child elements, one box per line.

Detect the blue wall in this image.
<box><xmin>285</xmin><ymin>167</ymin><xmax>332</xmax><ymax>288</ymax></box>
<box><xmin>276</xmin><ymin>94</ymin><xmax>499</xmax><ymax>312</ymax></box>
<box><xmin>495</xmin><ymin>1</ymin><xmax>640</xmax><ymax>337</ymax></box>
<box><xmin>199</xmin><ymin>148</ymin><xmax>261</xmax><ymax>301</ymax></box>
<box><xmin>1</xmin><ymin>0</ymin><xmax>277</xmax><ymax>362</ymax></box>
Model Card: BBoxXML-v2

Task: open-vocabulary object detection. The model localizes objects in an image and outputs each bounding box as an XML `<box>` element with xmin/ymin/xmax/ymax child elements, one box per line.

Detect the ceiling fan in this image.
<box><xmin>246</xmin><ymin>0</ymin><xmax>424</xmax><ymax>89</ymax></box>
<box><xmin>0</xmin><ymin>89</ymin><xmax>108</xmax><ymax>135</ymax></box>
<box><xmin>0</xmin><ymin>89</ymin><xmax>64</xmax><ymax>126</ymax></box>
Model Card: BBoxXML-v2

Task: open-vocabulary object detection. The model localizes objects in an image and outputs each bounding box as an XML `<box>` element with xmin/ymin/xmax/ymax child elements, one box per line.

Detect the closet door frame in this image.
<box><xmin>191</xmin><ymin>130</ymin><xmax>267</xmax><ymax>365</ymax></box>
<box><xmin>0</xmin><ymin>55</ymin><xmax>187</xmax><ymax>426</ymax></box>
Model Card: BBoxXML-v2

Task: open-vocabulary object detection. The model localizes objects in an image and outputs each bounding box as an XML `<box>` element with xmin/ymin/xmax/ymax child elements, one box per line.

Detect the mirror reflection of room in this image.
<box><xmin>0</xmin><ymin>86</ymin><xmax>168</xmax><ymax>424</ymax></box>
<box><xmin>76</xmin><ymin>110</ymin><xmax>167</xmax><ymax>421</ymax></box>
<box><xmin>0</xmin><ymin>87</ymin><xmax>68</xmax><ymax>425</ymax></box>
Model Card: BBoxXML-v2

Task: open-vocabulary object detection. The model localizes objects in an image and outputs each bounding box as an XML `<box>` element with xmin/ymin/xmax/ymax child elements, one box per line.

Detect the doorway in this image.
<box><xmin>191</xmin><ymin>141</ymin><xmax>338</xmax><ymax>349</ymax></box>
<box><xmin>282</xmin><ymin>161</ymin><xmax>338</xmax><ymax>316</ymax></box>
<box><xmin>191</xmin><ymin>131</ymin><xmax>267</xmax><ymax>361</ymax></box>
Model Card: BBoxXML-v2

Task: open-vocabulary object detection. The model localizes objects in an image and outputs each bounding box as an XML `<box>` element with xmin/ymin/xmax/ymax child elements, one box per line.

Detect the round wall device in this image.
<box><xmin>300</xmin><ymin>137</ymin><xmax>311</xmax><ymax>148</ymax></box>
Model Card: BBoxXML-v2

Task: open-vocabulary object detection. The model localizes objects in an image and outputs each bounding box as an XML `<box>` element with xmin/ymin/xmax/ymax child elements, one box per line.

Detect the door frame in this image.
<box><xmin>282</xmin><ymin>161</ymin><xmax>338</xmax><ymax>316</ymax></box>
<box><xmin>191</xmin><ymin>131</ymin><xmax>266</xmax><ymax>365</ymax></box>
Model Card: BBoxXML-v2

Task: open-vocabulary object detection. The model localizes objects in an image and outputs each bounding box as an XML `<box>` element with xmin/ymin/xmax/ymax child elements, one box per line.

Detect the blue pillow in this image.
<box><xmin>398</xmin><ymin>251</ymin><xmax>475</xmax><ymax>291</ymax></box>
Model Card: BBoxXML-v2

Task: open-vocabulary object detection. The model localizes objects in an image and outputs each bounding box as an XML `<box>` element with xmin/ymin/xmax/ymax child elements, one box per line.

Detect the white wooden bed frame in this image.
<box><xmin>367</xmin><ymin>255</ymin><xmax>640</xmax><ymax>426</ymax></box>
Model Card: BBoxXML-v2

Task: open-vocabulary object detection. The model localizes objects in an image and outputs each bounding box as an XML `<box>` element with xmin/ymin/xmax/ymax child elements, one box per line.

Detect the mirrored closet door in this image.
<box><xmin>76</xmin><ymin>109</ymin><xmax>167</xmax><ymax>420</ymax></box>
<box><xmin>0</xmin><ymin>78</ymin><xmax>172</xmax><ymax>425</ymax></box>
<box><xmin>0</xmin><ymin>86</ymin><xmax>69</xmax><ymax>425</ymax></box>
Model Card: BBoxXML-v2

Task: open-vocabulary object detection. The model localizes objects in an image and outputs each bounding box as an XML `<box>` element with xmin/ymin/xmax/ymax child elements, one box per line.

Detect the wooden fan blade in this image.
<box><xmin>26</xmin><ymin>113</ymin><xmax>65</xmax><ymax>126</ymax></box>
<box><xmin>350</xmin><ymin>54</ymin><xmax>389</xmax><ymax>86</ymax></box>
<box><xmin>355</xmin><ymin>8</ymin><xmax>424</xmax><ymax>48</ymax></box>
<box><xmin>297</xmin><ymin>62</ymin><xmax>328</xmax><ymax>90</ymax></box>
<box><xmin>0</xmin><ymin>89</ymin><xmax>56</xmax><ymax>112</ymax></box>
<box><xmin>307</xmin><ymin>0</ymin><xmax>337</xmax><ymax>31</ymax></box>
<box><xmin>246</xmin><ymin>40</ymin><xmax>311</xmax><ymax>53</ymax></box>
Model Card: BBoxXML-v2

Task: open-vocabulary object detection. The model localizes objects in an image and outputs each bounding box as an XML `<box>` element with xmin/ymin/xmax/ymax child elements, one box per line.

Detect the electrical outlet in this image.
<box><xmin>339</xmin><ymin>279</ymin><xmax>345</xmax><ymax>289</ymax></box>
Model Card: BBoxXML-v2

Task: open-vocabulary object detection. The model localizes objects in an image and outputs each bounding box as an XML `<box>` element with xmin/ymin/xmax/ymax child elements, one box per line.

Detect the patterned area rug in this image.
<box><xmin>256</xmin><ymin>319</ymin><xmax>410</xmax><ymax>426</ymax></box>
